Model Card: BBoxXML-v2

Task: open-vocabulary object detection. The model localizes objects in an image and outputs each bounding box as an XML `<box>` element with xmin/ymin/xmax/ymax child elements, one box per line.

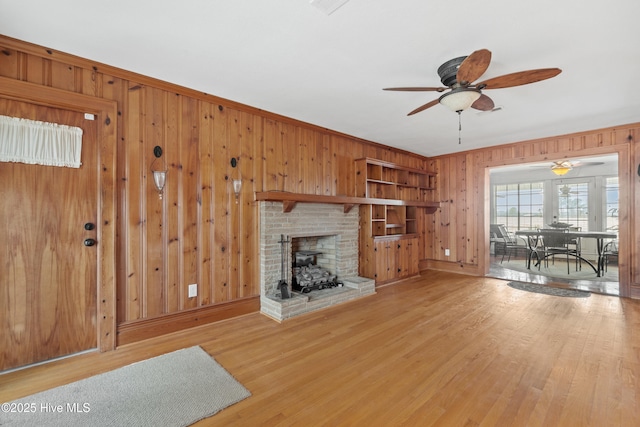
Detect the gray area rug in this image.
<box><xmin>507</xmin><ymin>281</ymin><xmax>591</xmax><ymax>298</ymax></box>
<box><xmin>2</xmin><ymin>346</ymin><xmax>250</xmax><ymax>427</ymax></box>
<box><xmin>500</xmin><ymin>259</ymin><xmax>618</xmax><ymax>282</ymax></box>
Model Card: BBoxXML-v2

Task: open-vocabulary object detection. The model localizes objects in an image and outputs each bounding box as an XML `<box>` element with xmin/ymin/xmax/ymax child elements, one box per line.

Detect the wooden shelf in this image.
<box><xmin>356</xmin><ymin>158</ymin><xmax>437</xmax><ymax>199</ymax></box>
<box><xmin>373</xmin><ymin>233</ymin><xmax>419</xmax><ymax>241</ymax></box>
<box><xmin>367</xmin><ymin>179</ymin><xmax>395</xmax><ymax>185</ymax></box>
<box><xmin>254</xmin><ymin>191</ymin><xmax>438</xmax><ymax>213</ymax></box>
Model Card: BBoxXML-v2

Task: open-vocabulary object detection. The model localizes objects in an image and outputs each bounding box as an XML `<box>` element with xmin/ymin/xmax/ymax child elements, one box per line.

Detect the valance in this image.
<box><xmin>0</xmin><ymin>115</ymin><xmax>83</xmax><ymax>168</ymax></box>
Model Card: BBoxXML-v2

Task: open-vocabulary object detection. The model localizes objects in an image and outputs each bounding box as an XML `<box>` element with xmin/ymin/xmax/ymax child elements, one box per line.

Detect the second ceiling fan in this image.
<box><xmin>384</xmin><ymin>49</ymin><xmax>562</xmax><ymax>116</ymax></box>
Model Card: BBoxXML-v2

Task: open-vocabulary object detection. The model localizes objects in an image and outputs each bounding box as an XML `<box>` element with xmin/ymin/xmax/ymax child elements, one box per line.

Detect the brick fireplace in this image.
<box><xmin>259</xmin><ymin>201</ymin><xmax>375</xmax><ymax>321</ymax></box>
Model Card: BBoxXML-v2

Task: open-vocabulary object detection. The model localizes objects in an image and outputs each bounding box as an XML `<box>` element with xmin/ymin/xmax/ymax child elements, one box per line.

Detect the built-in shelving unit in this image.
<box><xmin>355</xmin><ymin>158</ymin><xmax>439</xmax><ymax>285</ymax></box>
<box><xmin>355</xmin><ymin>158</ymin><xmax>438</xmax><ymax>238</ymax></box>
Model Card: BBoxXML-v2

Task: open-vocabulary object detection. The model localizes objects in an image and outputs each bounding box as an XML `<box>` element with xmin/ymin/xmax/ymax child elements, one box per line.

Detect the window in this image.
<box><xmin>491</xmin><ymin>155</ymin><xmax>618</xmax><ymax>235</ymax></box>
<box><xmin>493</xmin><ymin>182</ymin><xmax>544</xmax><ymax>232</ymax></box>
<box><xmin>556</xmin><ymin>183</ymin><xmax>589</xmax><ymax>231</ymax></box>
<box><xmin>605</xmin><ymin>177</ymin><xmax>619</xmax><ymax>233</ymax></box>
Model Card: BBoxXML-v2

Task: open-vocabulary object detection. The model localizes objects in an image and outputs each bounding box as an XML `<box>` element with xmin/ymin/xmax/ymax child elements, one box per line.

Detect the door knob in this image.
<box><xmin>83</xmin><ymin>238</ymin><xmax>97</xmax><ymax>247</ymax></box>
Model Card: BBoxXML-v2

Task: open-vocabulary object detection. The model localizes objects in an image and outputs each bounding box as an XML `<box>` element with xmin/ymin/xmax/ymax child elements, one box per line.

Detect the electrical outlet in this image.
<box><xmin>445</xmin><ymin>249</ymin><xmax>450</xmax><ymax>256</ymax></box>
<box><xmin>188</xmin><ymin>283</ymin><xmax>197</xmax><ymax>298</ymax></box>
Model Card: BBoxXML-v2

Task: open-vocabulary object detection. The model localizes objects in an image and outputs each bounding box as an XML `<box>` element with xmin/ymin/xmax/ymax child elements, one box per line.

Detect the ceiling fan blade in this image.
<box><xmin>478</xmin><ymin>68</ymin><xmax>562</xmax><ymax>89</ymax></box>
<box><xmin>407</xmin><ymin>98</ymin><xmax>440</xmax><ymax>116</ymax></box>
<box><xmin>384</xmin><ymin>87</ymin><xmax>447</xmax><ymax>92</ymax></box>
<box><xmin>471</xmin><ymin>94</ymin><xmax>495</xmax><ymax>111</ymax></box>
<box><xmin>456</xmin><ymin>49</ymin><xmax>492</xmax><ymax>85</ymax></box>
<box><xmin>571</xmin><ymin>161</ymin><xmax>605</xmax><ymax>167</ymax></box>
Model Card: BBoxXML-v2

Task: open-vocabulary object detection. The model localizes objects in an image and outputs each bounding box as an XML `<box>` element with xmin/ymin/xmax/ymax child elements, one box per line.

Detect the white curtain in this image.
<box><xmin>0</xmin><ymin>115</ymin><xmax>83</xmax><ymax>168</ymax></box>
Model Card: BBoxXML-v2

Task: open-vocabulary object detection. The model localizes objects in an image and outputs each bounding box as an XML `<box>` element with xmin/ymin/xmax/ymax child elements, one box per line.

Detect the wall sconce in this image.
<box><xmin>233</xmin><ymin>179</ymin><xmax>242</xmax><ymax>203</ymax></box>
<box><xmin>151</xmin><ymin>146</ymin><xmax>168</xmax><ymax>199</ymax></box>
<box><xmin>231</xmin><ymin>157</ymin><xmax>242</xmax><ymax>204</ymax></box>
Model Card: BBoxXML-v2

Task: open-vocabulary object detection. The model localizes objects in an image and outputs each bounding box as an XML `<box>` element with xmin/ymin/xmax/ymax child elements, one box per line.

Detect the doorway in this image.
<box><xmin>487</xmin><ymin>154</ymin><xmax>620</xmax><ymax>296</ymax></box>
<box><xmin>0</xmin><ymin>99</ymin><xmax>98</xmax><ymax>370</ymax></box>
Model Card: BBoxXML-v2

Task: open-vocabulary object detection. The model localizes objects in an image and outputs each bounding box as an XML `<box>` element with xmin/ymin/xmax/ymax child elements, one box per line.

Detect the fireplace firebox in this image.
<box><xmin>292</xmin><ymin>250</ymin><xmax>343</xmax><ymax>293</ymax></box>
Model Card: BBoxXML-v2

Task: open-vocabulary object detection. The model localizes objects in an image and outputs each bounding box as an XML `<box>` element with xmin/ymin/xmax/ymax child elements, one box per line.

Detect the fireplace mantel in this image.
<box><xmin>255</xmin><ymin>191</ymin><xmax>439</xmax><ymax>213</ymax></box>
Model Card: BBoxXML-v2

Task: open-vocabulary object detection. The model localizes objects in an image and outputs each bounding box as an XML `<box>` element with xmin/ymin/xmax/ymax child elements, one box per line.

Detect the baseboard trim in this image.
<box><xmin>116</xmin><ymin>297</ymin><xmax>260</xmax><ymax>346</ymax></box>
<box><xmin>420</xmin><ymin>259</ymin><xmax>481</xmax><ymax>276</ymax></box>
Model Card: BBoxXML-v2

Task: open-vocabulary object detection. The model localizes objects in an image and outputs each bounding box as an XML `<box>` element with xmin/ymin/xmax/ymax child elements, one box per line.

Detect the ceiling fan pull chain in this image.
<box><xmin>458</xmin><ymin>111</ymin><xmax>462</xmax><ymax>144</ymax></box>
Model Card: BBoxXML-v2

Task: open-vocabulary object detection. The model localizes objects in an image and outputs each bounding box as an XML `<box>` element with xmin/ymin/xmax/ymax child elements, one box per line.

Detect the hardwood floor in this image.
<box><xmin>2</xmin><ymin>271</ymin><xmax>639</xmax><ymax>426</ymax></box>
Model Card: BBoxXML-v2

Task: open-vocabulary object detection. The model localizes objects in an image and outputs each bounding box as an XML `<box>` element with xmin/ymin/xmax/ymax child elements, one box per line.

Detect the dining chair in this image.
<box><xmin>491</xmin><ymin>224</ymin><xmax>526</xmax><ymax>264</ymax></box>
<box><xmin>602</xmin><ymin>240</ymin><xmax>618</xmax><ymax>272</ymax></box>
<box><xmin>538</xmin><ymin>228</ymin><xmax>577</xmax><ymax>274</ymax></box>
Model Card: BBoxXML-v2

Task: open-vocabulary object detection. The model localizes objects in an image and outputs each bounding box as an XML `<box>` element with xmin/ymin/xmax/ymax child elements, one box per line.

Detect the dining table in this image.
<box><xmin>514</xmin><ymin>230</ymin><xmax>617</xmax><ymax>277</ymax></box>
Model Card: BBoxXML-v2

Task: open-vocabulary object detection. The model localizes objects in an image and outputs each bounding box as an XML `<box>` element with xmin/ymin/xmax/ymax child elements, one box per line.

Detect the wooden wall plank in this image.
<box><xmin>25</xmin><ymin>55</ymin><xmax>46</xmax><ymax>86</ymax></box>
<box><xmin>297</xmin><ymin>127</ymin><xmax>310</xmax><ymax>194</ymax></box>
<box><xmin>334</xmin><ymin>135</ymin><xmax>357</xmax><ymax>196</ymax></box>
<box><xmin>263</xmin><ymin>118</ymin><xmax>279</xmax><ymax>191</ymax></box>
<box><xmin>144</xmin><ymin>86</ymin><xmax>165</xmax><ymax>318</ymax></box>
<box><xmin>322</xmin><ymin>135</ymin><xmax>333</xmax><ymax>195</ymax></box>
<box><xmin>79</xmin><ymin>68</ymin><xmax>97</xmax><ymax>97</ymax></box>
<box><xmin>240</xmin><ymin>111</ymin><xmax>261</xmax><ymax>298</ymax></box>
<box><xmin>122</xmin><ymin>82</ymin><xmax>144</xmax><ymax>322</ymax></box>
<box><xmin>50</xmin><ymin>61</ymin><xmax>75</xmax><ymax>92</ymax></box>
<box><xmin>212</xmin><ymin>104</ymin><xmax>230</xmax><ymax>303</ymax></box>
<box><xmin>280</xmin><ymin>122</ymin><xmax>295</xmax><ymax>193</ymax></box>
<box><xmin>101</xmin><ymin>74</ymin><xmax>128</xmax><ymax>323</ymax></box>
<box><xmin>226</xmin><ymin>108</ymin><xmax>241</xmax><ymax>300</ymax></box>
<box><xmin>455</xmin><ymin>155</ymin><xmax>466</xmax><ymax>263</ymax></box>
<box><xmin>0</xmin><ymin>48</ymin><xmax>19</xmax><ymax>79</ymax></box>
<box><xmin>165</xmin><ymin>92</ymin><xmax>180</xmax><ymax>313</ymax></box>
<box><xmin>199</xmin><ymin>102</ymin><xmax>214</xmax><ymax>306</ymax></box>
<box><xmin>180</xmin><ymin>96</ymin><xmax>200</xmax><ymax>310</ymax></box>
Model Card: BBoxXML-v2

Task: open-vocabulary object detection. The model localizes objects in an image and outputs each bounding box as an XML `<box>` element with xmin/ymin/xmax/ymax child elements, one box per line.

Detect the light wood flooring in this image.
<box><xmin>2</xmin><ymin>271</ymin><xmax>639</xmax><ymax>426</ymax></box>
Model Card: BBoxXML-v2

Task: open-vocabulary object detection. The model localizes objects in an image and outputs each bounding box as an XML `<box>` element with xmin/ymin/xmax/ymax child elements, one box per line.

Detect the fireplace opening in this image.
<box><xmin>290</xmin><ymin>235</ymin><xmax>343</xmax><ymax>294</ymax></box>
<box><xmin>292</xmin><ymin>250</ymin><xmax>343</xmax><ymax>293</ymax></box>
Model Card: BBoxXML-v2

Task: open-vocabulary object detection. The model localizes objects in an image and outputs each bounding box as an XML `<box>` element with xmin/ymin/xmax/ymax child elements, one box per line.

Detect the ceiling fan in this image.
<box><xmin>384</xmin><ymin>49</ymin><xmax>562</xmax><ymax>116</ymax></box>
<box><xmin>558</xmin><ymin>184</ymin><xmax>579</xmax><ymax>196</ymax></box>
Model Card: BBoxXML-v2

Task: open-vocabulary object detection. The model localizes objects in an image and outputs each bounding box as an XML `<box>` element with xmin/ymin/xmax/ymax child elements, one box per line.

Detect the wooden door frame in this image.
<box><xmin>480</xmin><ymin>144</ymin><xmax>632</xmax><ymax>298</ymax></box>
<box><xmin>0</xmin><ymin>76</ymin><xmax>117</xmax><ymax>352</ymax></box>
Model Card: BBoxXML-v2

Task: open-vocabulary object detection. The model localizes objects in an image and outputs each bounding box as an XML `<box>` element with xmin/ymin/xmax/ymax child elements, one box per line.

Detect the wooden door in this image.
<box><xmin>407</xmin><ymin>238</ymin><xmax>419</xmax><ymax>276</ymax></box>
<box><xmin>374</xmin><ymin>240</ymin><xmax>390</xmax><ymax>283</ymax></box>
<box><xmin>374</xmin><ymin>239</ymin><xmax>399</xmax><ymax>284</ymax></box>
<box><xmin>397</xmin><ymin>239</ymin><xmax>410</xmax><ymax>279</ymax></box>
<box><xmin>0</xmin><ymin>99</ymin><xmax>98</xmax><ymax>371</ymax></box>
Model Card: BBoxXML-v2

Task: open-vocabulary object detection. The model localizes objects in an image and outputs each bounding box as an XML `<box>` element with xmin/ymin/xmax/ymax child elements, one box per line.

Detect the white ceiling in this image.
<box><xmin>2</xmin><ymin>0</ymin><xmax>639</xmax><ymax>157</ymax></box>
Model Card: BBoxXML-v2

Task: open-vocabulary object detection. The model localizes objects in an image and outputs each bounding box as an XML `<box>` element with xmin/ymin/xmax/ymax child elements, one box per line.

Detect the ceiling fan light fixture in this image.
<box><xmin>439</xmin><ymin>89</ymin><xmax>481</xmax><ymax>112</ymax></box>
<box><xmin>551</xmin><ymin>164</ymin><xmax>572</xmax><ymax>176</ymax></box>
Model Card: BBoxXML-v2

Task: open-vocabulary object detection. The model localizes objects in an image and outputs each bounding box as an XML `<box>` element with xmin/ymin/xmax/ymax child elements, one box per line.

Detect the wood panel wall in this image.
<box><xmin>424</xmin><ymin>124</ymin><xmax>640</xmax><ymax>298</ymax></box>
<box><xmin>0</xmin><ymin>36</ymin><xmax>429</xmax><ymax>345</ymax></box>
